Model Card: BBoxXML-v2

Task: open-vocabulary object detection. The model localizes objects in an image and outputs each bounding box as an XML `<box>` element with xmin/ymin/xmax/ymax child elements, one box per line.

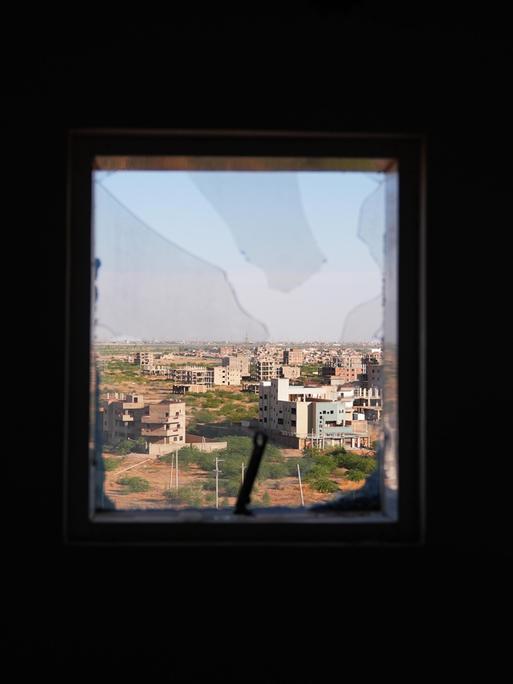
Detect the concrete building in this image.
<box><xmin>279</xmin><ymin>365</ymin><xmax>301</xmax><ymax>379</ymax></box>
<box><xmin>323</xmin><ymin>365</ymin><xmax>366</xmax><ymax>384</ymax></box>
<box><xmin>135</xmin><ymin>351</ymin><xmax>155</xmax><ymax>367</ymax></box>
<box><xmin>258</xmin><ymin>378</ymin><xmax>371</xmax><ymax>448</ymax></box>
<box><xmin>170</xmin><ymin>366</ymin><xmax>213</xmax><ymax>386</ymax></box>
<box><xmin>212</xmin><ymin>366</ymin><xmax>242</xmax><ymax>386</ymax></box>
<box><xmin>283</xmin><ymin>348</ymin><xmax>304</xmax><ymax>365</ymax></box>
<box><xmin>171</xmin><ymin>384</ymin><xmax>208</xmax><ymax>395</ymax></box>
<box><xmin>352</xmin><ymin>386</ymin><xmax>383</xmax><ymax>421</ymax></box>
<box><xmin>366</xmin><ymin>362</ymin><xmax>383</xmax><ymax>388</ymax></box>
<box><xmin>141</xmin><ymin>400</ymin><xmax>186</xmax><ymax>456</ymax></box>
<box><xmin>101</xmin><ymin>393</ymin><xmax>146</xmax><ymax>445</ymax></box>
<box><xmin>222</xmin><ymin>354</ymin><xmax>250</xmax><ymax>377</ymax></box>
<box><xmin>141</xmin><ymin>364</ymin><xmax>173</xmax><ymax>376</ymax></box>
<box><xmin>256</xmin><ymin>359</ymin><xmax>278</xmax><ymax>381</ymax></box>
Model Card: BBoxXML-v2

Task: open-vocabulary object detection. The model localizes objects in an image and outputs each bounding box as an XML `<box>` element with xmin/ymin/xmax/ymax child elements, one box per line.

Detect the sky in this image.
<box><xmin>93</xmin><ymin>170</ymin><xmax>384</xmax><ymax>342</ymax></box>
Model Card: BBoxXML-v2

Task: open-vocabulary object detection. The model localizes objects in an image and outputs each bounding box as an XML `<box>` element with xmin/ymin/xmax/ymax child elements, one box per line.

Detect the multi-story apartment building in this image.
<box><xmin>101</xmin><ymin>393</ymin><xmax>146</xmax><ymax>445</ymax></box>
<box><xmin>222</xmin><ymin>355</ymin><xmax>250</xmax><ymax>377</ymax></box>
<box><xmin>135</xmin><ymin>351</ymin><xmax>155</xmax><ymax>366</ymax></box>
<box><xmin>278</xmin><ymin>365</ymin><xmax>301</xmax><ymax>380</ymax></box>
<box><xmin>258</xmin><ymin>379</ymin><xmax>370</xmax><ymax>448</ymax></box>
<box><xmin>141</xmin><ymin>364</ymin><xmax>173</xmax><ymax>376</ymax></box>
<box><xmin>256</xmin><ymin>359</ymin><xmax>278</xmax><ymax>381</ymax></box>
<box><xmin>170</xmin><ymin>366</ymin><xmax>213</xmax><ymax>386</ymax></box>
<box><xmin>340</xmin><ymin>354</ymin><xmax>365</xmax><ymax>368</ymax></box>
<box><xmin>283</xmin><ymin>348</ymin><xmax>304</xmax><ymax>365</ymax></box>
<box><xmin>352</xmin><ymin>386</ymin><xmax>382</xmax><ymax>421</ymax></box>
<box><xmin>366</xmin><ymin>362</ymin><xmax>383</xmax><ymax>388</ymax></box>
<box><xmin>212</xmin><ymin>366</ymin><xmax>241</xmax><ymax>386</ymax></box>
<box><xmin>140</xmin><ymin>400</ymin><xmax>186</xmax><ymax>456</ymax></box>
<box><xmin>322</xmin><ymin>365</ymin><xmax>366</xmax><ymax>384</ymax></box>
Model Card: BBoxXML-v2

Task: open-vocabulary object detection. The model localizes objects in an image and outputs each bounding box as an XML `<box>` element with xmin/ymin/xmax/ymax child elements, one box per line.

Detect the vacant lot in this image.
<box><xmin>101</xmin><ymin>450</ymin><xmax>366</xmax><ymax>510</ymax></box>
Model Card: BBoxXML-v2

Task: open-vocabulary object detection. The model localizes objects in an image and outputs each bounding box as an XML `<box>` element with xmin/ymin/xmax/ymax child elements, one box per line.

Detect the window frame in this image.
<box><xmin>64</xmin><ymin>129</ymin><xmax>425</xmax><ymax>546</ymax></box>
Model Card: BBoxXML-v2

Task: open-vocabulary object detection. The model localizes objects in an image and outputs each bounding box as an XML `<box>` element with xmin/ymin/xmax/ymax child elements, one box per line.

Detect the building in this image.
<box><xmin>141</xmin><ymin>400</ymin><xmax>186</xmax><ymax>456</ymax></box>
<box><xmin>283</xmin><ymin>348</ymin><xmax>304</xmax><ymax>365</ymax></box>
<box><xmin>256</xmin><ymin>359</ymin><xmax>278</xmax><ymax>381</ymax></box>
<box><xmin>222</xmin><ymin>354</ymin><xmax>250</xmax><ymax>377</ymax></box>
<box><xmin>101</xmin><ymin>393</ymin><xmax>146</xmax><ymax>445</ymax></box>
<box><xmin>171</xmin><ymin>384</ymin><xmax>208</xmax><ymax>395</ymax></box>
<box><xmin>212</xmin><ymin>366</ymin><xmax>241</xmax><ymax>386</ymax></box>
<box><xmin>258</xmin><ymin>378</ymin><xmax>370</xmax><ymax>448</ymax></box>
<box><xmin>278</xmin><ymin>365</ymin><xmax>301</xmax><ymax>379</ymax></box>
<box><xmin>135</xmin><ymin>351</ymin><xmax>155</xmax><ymax>367</ymax></box>
<box><xmin>322</xmin><ymin>365</ymin><xmax>366</xmax><ymax>384</ymax></box>
<box><xmin>170</xmin><ymin>366</ymin><xmax>213</xmax><ymax>386</ymax></box>
<box><xmin>352</xmin><ymin>386</ymin><xmax>382</xmax><ymax>421</ymax></box>
<box><xmin>366</xmin><ymin>363</ymin><xmax>383</xmax><ymax>388</ymax></box>
<box><xmin>141</xmin><ymin>364</ymin><xmax>173</xmax><ymax>376</ymax></box>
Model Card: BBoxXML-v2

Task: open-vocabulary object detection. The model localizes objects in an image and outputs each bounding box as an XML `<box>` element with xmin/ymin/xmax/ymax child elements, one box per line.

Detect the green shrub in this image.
<box><xmin>305</xmin><ymin>464</ymin><xmax>334</xmax><ymax>484</ymax></box>
<box><xmin>117</xmin><ymin>476</ymin><xmax>151</xmax><ymax>493</ymax></box>
<box><xmin>311</xmin><ymin>452</ymin><xmax>338</xmax><ymax>472</ymax></box>
<box><xmin>194</xmin><ymin>409</ymin><xmax>217</xmax><ymax>423</ymax></box>
<box><xmin>163</xmin><ymin>484</ymin><xmax>203</xmax><ymax>506</ymax></box>
<box><xmin>112</xmin><ymin>437</ymin><xmax>147</xmax><ymax>455</ymax></box>
<box><xmin>262</xmin><ymin>491</ymin><xmax>272</xmax><ymax>506</ymax></box>
<box><xmin>159</xmin><ymin>446</ymin><xmax>200</xmax><ymax>467</ymax></box>
<box><xmin>335</xmin><ymin>452</ymin><xmax>376</xmax><ymax>474</ymax></box>
<box><xmin>222</xmin><ymin>479</ymin><xmax>241</xmax><ymax>497</ymax></box>
<box><xmin>310</xmin><ymin>478</ymin><xmax>339</xmax><ymax>493</ymax></box>
<box><xmin>260</xmin><ymin>461</ymin><xmax>289</xmax><ymax>480</ymax></box>
<box><xmin>345</xmin><ymin>469</ymin><xmax>367</xmax><ymax>482</ymax></box>
<box><xmin>103</xmin><ymin>456</ymin><xmax>125</xmax><ymax>471</ymax></box>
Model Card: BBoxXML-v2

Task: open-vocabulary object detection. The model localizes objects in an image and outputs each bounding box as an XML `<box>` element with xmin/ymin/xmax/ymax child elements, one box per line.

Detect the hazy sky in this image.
<box><xmin>94</xmin><ymin>170</ymin><xmax>384</xmax><ymax>342</ymax></box>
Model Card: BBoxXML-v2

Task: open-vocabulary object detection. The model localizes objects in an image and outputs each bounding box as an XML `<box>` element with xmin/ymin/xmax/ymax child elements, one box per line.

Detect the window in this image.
<box><xmin>65</xmin><ymin>129</ymin><xmax>425</xmax><ymax>545</ymax></box>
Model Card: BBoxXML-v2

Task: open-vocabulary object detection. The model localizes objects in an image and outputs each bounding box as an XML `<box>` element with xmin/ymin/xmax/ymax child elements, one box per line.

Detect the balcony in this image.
<box><xmin>141</xmin><ymin>415</ymin><xmax>181</xmax><ymax>425</ymax></box>
<box><xmin>141</xmin><ymin>426</ymin><xmax>181</xmax><ymax>437</ymax></box>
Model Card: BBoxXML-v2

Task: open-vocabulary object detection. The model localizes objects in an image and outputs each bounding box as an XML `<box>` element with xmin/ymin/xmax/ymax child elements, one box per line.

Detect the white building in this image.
<box><xmin>258</xmin><ymin>378</ymin><xmax>370</xmax><ymax>448</ymax></box>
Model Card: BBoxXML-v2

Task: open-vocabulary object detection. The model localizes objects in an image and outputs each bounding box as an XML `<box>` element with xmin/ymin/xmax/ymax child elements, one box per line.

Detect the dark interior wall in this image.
<box><xmin>6</xmin><ymin>2</ymin><xmax>512</xmax><ymax>677</ymax></box>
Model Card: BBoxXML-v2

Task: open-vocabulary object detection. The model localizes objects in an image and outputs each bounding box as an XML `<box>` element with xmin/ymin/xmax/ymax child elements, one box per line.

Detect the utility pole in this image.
<box><xmin>168</xmin><ymin>452</ymin><xmax>175</xmax><ymax>490</ymax></box>
<box><xmin>215</xmin><ymin>457</ymin><xmax>224</xmax><ymax>509</ymax></box>
<box><xmin>297</xmin><ymin>463</ymin><xmax>305</xmax><ymax>507</ymax></box>
<box><xmin>175</xmin><ymin>448</ymin><xmax>179</xmax><ymax>490</ymax></box>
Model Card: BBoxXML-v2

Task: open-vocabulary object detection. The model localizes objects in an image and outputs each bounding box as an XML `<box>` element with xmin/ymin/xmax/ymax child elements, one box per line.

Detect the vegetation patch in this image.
<box><xmin>345</xmin><ymin>470</ymin><xmax>367</xmax><ymax>482</ymax></box>
<box><xmin>163</xmin><ymin>484</ymin><xmax>203</xmax><ymax>506</ymax></box>
<box><xmin>116</xmin><ymin>476</ymin><xmax>151</xmax><ymax>493</ymax></box>
<box><xmin>108</xmin><ymin>437</ymin><xmax>147</xmax><ymax>455</ymax></box>
<box><xmin>103</xmin><ymin>456</ymin><xmax>126</xmax><ymax>471</ymax></box>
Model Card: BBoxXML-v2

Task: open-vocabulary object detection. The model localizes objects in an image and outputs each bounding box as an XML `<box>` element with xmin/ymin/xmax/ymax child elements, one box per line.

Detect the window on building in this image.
<box><xmin>65</xmin><ymin>129</ymin><xmax>424</xmax><ymax>545</ymax></box>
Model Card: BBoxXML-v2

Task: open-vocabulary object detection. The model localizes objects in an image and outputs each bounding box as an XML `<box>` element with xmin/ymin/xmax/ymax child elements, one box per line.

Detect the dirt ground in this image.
<box><xmin>102</xmin><ymin>452</ymin><xmax>365</xmax><ymax>510</ymax></box>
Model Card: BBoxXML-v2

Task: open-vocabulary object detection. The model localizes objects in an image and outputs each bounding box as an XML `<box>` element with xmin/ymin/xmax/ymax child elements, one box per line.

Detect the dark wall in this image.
<box><xmin>7</xmin><ymin>2</ymin><xmax>512</xmax><ymax>678</ymax></box>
